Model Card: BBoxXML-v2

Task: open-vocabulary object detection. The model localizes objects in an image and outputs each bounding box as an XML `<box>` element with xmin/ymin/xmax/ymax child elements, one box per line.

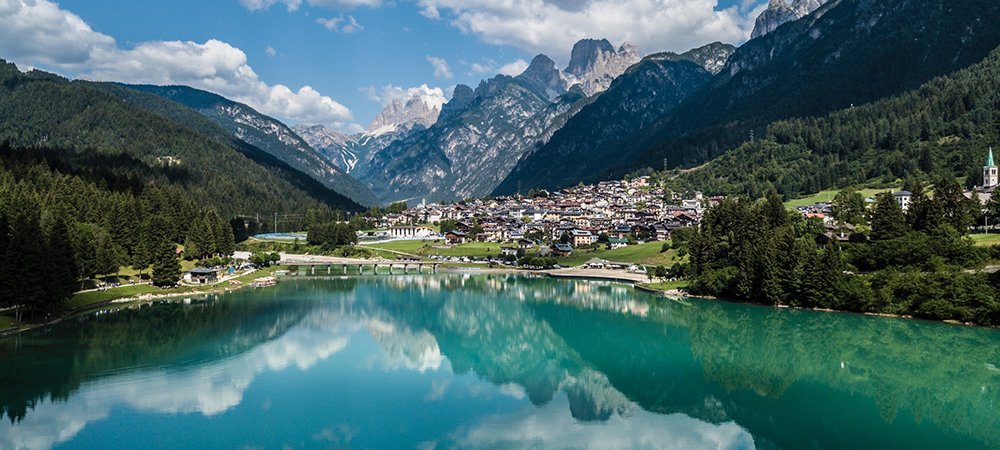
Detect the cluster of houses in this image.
<box><xmin>794</xmin><ymin>148</ymin><xmax>998</xmax><ymax>233</ymax></box>
<box><xmin>371</xmin><ymin>176</ymin><xmax>719</xmax><ymax>255</ymax></box>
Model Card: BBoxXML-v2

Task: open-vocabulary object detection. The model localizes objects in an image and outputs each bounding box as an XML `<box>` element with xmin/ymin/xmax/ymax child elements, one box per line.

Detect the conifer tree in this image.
<box><xmin>151</xmin><ymin>242</ymin><xmax>181</xmax><ymax>287</ymax></box>
<box><xmin>869</xmin><ymin>193</ymin><xmax>909</xmax><ymax>240</ymax></box>
<box><xmin>42</xmin><ymin>213</ymin><xmax>78</xmax><ymax>309</ymax></box>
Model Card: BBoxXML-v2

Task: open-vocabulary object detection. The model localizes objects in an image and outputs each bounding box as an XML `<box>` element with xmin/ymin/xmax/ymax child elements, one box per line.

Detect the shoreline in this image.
<box><xmin>4</xmin><ymin>266</ymin><xmax>996</xmax><ymax>340</ymax></box>
<box><xmin>0</xmin><ymin>267</ymin><xmax>279</xmax><ymax>340</ymax></box>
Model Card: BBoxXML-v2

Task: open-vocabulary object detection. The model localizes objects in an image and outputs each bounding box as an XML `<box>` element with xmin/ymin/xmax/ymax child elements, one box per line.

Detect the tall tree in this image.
<box><xmin>151</xmin><ymin>242</ymin><xmax>181</xmax><ymax>287</ymax></box>
<box><xmin>831</xmin><ymin>188</ymin><xmax>866</xmax><ymax>225</ymax></box>
<box><xmin>42</xmin><ymin>213</ymin><xmax>78</xmax><ymax>309</ymax></box>
<box><xmin>869</xmin><ymin>193</ymin><xmax>909</xmax><ymax>240</ymax></box>
<box><xmin>934</xmin><ymin>176</ymin><xmax>976</xmax><ymax>232</ymax></box>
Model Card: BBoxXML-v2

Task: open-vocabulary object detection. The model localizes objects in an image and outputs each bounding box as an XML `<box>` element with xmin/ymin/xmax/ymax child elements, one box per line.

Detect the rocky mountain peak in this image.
<box><xmin>562</xmin><ymin>38</ymin><xmax>643</xmax><ymax>96</ymax></box>
<box><xmin>516</xmin><ymin>54</ymin><xmax>569</xmax><ymax>100</ymax></box>
<box><xmin>646</xmin><ymin>42</ymin><xmax>736</xmax><ymax>75</ymax></box>
<box><xmin>566</xmin><ymin>38</ymin><xmax>617</xmax><ymax>76</ymax></box>
<box><xmin>751</xmin><ymin>0</ymin><xmax>828</xmax><ymax>39</ymax></box>
<box><xmin>367</xmin><ymin>88</ymin><xmax>444</xmax><ymax>135</ymax></box>
<box><xmin>440</xmin><ymin>84</ymin><xmax>475</xmax><ymax>121</ymax></box>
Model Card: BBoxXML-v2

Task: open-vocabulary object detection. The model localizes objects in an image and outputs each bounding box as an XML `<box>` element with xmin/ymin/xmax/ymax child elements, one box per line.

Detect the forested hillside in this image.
<box><xmin>0</xmin><ymin>60</ymin><xmax>357</xmax><ymax>215</ymax></box>
<box><xmin>493</xmin><ymin>57</ymin><xmax>713</xmax><ymax>196</ymax></box>
<box><xmin>636</xmin><ymin>0</ymin><xmax>1000</xmax><ymax>171</ymax></box>
<box><xmin>0</xmin><ymin>60</ymin><xmax>358</xmax><ymax>317</ymax></box>
<box><xmin>84</xmin><ymin>82</ymin><xmax>362</xmax><ymax>211</ymax></box>
<box><xmin>499</xmin><ymin>0</ymin><xmax>1000</xmax><ymax>192</ymax></box>
<box><xmin>674</xmin><ymin>46</ymin><xmax>1000</xmax><ymax>196</ymax></box>
<box><xmin>125</xmin><ymin>84</ymin><xmax>379</xmax><ymax>207</ymax></box>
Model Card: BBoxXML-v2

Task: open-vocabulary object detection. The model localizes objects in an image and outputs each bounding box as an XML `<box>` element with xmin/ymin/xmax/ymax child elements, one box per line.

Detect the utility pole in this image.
<box><xmin>274</xmin><ymin>212</ymin><xmax>278</xmax><ymax>234</ymax></box>
<box><xmin>663</xmin><ymin>158</ymin><xmax>668</xmax><ymax>173</ymax></box>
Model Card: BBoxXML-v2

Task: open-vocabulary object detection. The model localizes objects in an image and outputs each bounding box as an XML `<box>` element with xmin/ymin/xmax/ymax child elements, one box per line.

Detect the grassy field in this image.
<box><xmin>68</xmin><ymin>265</ymin><xmax>286</xmax><ymax>309</ymax></box>
<box><xmin>362</xmin><ymin>239</ymin><xmax>435</xmax><ymax>254</ymax></box>
<box><xmin>428</xmin><ymin>242</ymin><xmax>516</xmax><ymax>258</ymax></box>
<box><xmin>364</xmin><ymin>240</ymin><xmax>516</xmax><ymax>259</ymax></box>
<box><xmin>970</xmin><ymin>233</ymin><xmax>1000</xmax><ymax>247</ymax></box>
<box><xmin>0</xmin><ymin>315</ymin><xmax>13</xmax><ymax>330</ymax></box>
<box><xmin>557</xmin><ymin>242</ymin><xmax>682</xmax><ymax>267</ymax></box>
<box><xmin>68</xmin><ymin>284</ymin><xmax>163</xmax><ymax>308</ymax></box>
<box><xmin>366</xmin><ymin>240</ymin><xmax>685</xmax><ymax>267</ymax></box>
<box><xmin>784</xmin><ymin>187</ymin><xmax>895</xmax><ymax>209</ymax></box>
<box><xmin>642</xmin><ymin>280</ymin><xmax>691</xmax><ymax>291</ymax></box>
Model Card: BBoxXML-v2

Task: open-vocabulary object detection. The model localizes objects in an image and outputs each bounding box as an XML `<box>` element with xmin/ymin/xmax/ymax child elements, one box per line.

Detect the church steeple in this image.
<box><xmin>985</xmin><ymin>147</ymin><xmax>999</xmax><ymax>189</ymax></box>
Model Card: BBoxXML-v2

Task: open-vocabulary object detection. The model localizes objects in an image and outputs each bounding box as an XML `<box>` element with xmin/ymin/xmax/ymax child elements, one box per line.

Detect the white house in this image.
<box><xmin>389</xmin><ymin>226</ymin><xmax>436</xmax><ymax>239</ymax></box>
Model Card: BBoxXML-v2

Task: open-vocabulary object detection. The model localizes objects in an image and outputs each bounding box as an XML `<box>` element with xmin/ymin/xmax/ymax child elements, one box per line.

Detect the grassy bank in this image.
<box><xmin>784</xmin><ymin>187</ymin><xmax>895</xmax><ymax>209</ymax></box>
<box><xmin>641</xmin><ymin>280</ymin><xmax>691</xmax><ymax>291</ymax></box>
<box><xmin>364</xmin><ymin>240</ymin><xmax>517</xmax><ymax>259</ymax></box>
<box><xmin>971</xmin><ymin>233</ymin><xmax>1000</xmax><ymax>247</ymax></box>
<box><xmin>68</xmin><ymin>265</ymin><xmax>286</xmax><ymax>310</ymax></box>
<box><xmin>557</xmin><ymin>242</ymin><xmax>683</xmax><ymax>267</ymax></box>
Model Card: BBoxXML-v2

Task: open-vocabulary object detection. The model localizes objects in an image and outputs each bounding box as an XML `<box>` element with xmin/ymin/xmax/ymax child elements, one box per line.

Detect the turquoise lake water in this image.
<box><xmin>1</xmin><ymin>274</ymin><xmax>999</xmax><ymax>449</ymax></box>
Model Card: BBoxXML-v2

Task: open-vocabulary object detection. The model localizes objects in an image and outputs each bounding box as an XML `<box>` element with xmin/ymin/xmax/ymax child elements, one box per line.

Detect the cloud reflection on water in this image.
<box><xmin>0</xmin><ymin>312</ymin><xmax>357</xmax><ymax>450</ymax></box>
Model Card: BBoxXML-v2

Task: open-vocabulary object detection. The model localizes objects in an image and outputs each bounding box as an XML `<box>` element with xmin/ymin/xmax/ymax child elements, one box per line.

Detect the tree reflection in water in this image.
<box><xmin>0</xmin><ymin>274</ymin><xmax>997</xmax><ymax>450</ymax></box>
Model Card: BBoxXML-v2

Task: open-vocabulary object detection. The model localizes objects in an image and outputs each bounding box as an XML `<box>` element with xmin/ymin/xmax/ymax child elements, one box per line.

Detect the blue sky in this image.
<box><xmin>2</xmin><ymin>0</ymin><xmax>765</xmax><ymax>131</ymax></box>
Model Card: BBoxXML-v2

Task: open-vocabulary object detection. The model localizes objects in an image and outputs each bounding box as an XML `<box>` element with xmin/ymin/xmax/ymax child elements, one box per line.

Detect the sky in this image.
<box><xmin>0</xmin><ymin>0</ymin><xmax>766</xmax><ymax>133</ymax></box>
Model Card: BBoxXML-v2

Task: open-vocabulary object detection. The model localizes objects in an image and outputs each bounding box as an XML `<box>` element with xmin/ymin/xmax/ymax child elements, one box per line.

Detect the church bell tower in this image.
<box><xmin>985</xmin><ymin>147</ymin><xmax>999</xmax><ymax>189</ymax></box>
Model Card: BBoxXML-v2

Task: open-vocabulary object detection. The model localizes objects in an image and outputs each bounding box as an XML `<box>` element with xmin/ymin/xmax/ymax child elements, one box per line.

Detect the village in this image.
<box><xmin>366</xmin><ymin>176</ymin><xmax>719</xmax><ymax>258</ymax></box>
<box><xmin>360</xmin><ymin>148</ymin><xmax>999</xmax><ymax>264</ymax></box>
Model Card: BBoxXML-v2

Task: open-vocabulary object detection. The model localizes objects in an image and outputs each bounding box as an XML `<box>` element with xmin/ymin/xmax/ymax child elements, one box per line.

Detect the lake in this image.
<box><xmin>1</xmin><ymin>274</ymin><xmax>999</xmax><ymax>449</ymax></box>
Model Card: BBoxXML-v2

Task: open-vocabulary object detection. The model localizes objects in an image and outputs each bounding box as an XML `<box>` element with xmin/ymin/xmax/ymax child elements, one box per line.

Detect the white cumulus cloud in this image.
<box><xmin>316</xmin><ymin>15</ymin><xmax>364</xmax><ymax>33</ymax></box>
<box><xmin>0</xmin><ymin>0</ymin><xmax>356</xmax><ymax>130</ymax></box>
<box><xmin>416</xmin><ymin>0</ymin><xmax>765</xmax><ymax>63</ymax></box>
<box><xmin>498</xmin><ymin>59</ymin><xmax>530</xmax><ymax>76</ymax></box>
<box><xmin>360</xmin><ymin>84</ymin><xmax>449</xmax><ymax>111</ymax></box>
<box><xmin>426</xmin><ymin>55</ymin><xmax>453</xmax><ymax>79</ymax></box>
<box><xmin>468</xmin><ymin>58</ymin><xmax>529</xmax><ymax>77</ymax></box>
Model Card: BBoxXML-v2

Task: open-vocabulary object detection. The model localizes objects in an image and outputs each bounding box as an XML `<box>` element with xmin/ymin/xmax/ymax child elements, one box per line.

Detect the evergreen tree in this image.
<box><xmin>151</xmin><ymin>242</ymin><xmax>181</xmax><ymax>287</ymax></box>
<box><xmin>93</xmin><ymin>227</ymin><xmax>125</xmax><ymax>278</ymax></box>
<box><xmin>41</xmin><ymin>213</ymin><xmax>78</xmax><ymax>309</ymax></box>
<box><xmin>0</xmin><ymin>200</ymin><xmax>12</xmax><ymax>313</ymax></box>
<box><xmin>934</xmin><ymin>176</ymin><xmax>976</xmax><ymax>232</ymax></box>
<box><xmin>869</xmin><ymin>193</ymin><xmax>909</xmax><ymax>240</ymax></box>
<box><xmin>762</xmin><ymin>193</ymin><xmax>791</xmax><ymax>229</ymax></box>
<box><xmin>230</xmin><ymin>218</ymin><xmax>249</xmax><ymax>244</ymax></box>
<box><xmin>7</xmin><ymin>194</ymin><xmax>48</xmax><ymax>318</ymax></box>
<box><xmin>184</xmin><ymin>212</ymin><xmax>212</xmax><ymax>260</ymax></box>
<box><xmin>906</xmin><ymin>180</ymin><xmax>944</xmax><ymax>232</ymax></box>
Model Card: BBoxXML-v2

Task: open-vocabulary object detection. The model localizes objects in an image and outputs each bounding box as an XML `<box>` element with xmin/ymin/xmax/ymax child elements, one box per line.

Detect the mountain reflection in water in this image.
<box><xmin>1</xmin><ymin>275</ymin><xmax>997</xmax><ymax>449</ymax></box>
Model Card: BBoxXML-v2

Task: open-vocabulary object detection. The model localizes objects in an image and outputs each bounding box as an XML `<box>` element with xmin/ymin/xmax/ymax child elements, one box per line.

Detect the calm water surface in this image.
<box><xmin>1</xmin><ymin>274</ymin><xmax>999</xmax><ymax>449</ymax></box>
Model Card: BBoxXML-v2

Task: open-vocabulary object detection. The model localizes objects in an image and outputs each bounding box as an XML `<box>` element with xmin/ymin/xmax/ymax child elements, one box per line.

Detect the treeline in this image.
<box><xmin>671</xmin><ymin>47</ymin><xmax>1000</xmax><ymax>197</ymax></box>
<box><xmin>306</xmin><ymin>209</ymin><xmax>358</xmax><ymax>250</ymax></box>
<box><xmin>681</xmin><ymin>187</ymin><xmax>1000</xmax><ymax>326</ymax></box>
<box><xmin>0</xmin><ymin>146</ymin><xmax>240</xmax><ymax>319</ymax></box>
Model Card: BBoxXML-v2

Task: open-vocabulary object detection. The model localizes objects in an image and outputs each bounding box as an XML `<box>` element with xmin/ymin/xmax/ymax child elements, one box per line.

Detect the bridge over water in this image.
<box><xmin>279</xmin><ymin>254</ymin><xmax>441</xmax><ymax>275</ymax></box>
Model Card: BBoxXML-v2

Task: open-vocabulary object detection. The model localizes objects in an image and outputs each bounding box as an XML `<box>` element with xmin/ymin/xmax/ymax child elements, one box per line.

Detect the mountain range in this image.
<box><xmin>297</xmin><ymin>38</ymin><xmax>731</xmax><ymax>203</ymax></box>
<box><xmin>0</xmin><ymin>60</ymin><xmax>363</xmax><ymax>216</ymax></box>
<box><xmin>494</xmin><ymin>0</ymin><xmax>1000</xmax><ymax>195</ymax></box>
<box><xmin>123</xmin><ymin>85</ymin><xmax>379</xmax><ymax>207</ymax></box>
<box><xmin>3</xmin><ymin>0</ymin><xmax>998</xmax><ymax>209</ymax></box>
